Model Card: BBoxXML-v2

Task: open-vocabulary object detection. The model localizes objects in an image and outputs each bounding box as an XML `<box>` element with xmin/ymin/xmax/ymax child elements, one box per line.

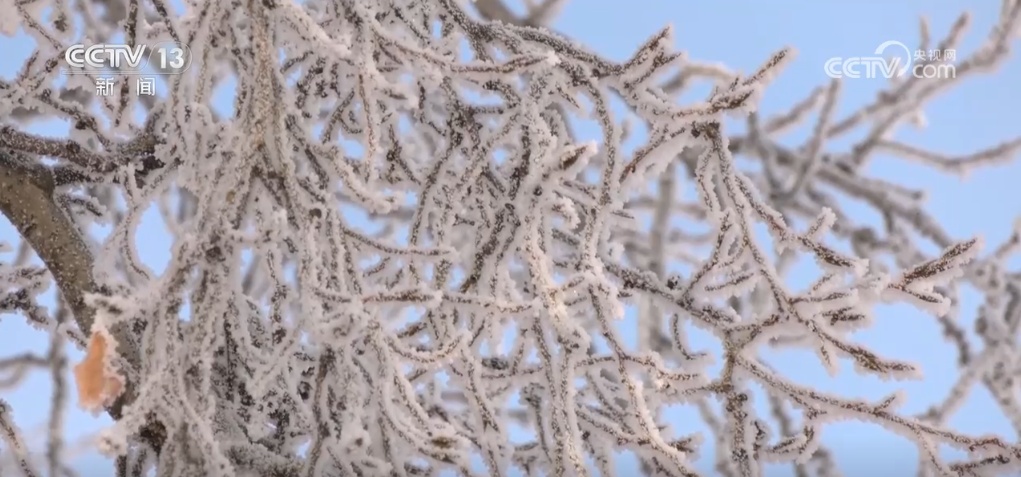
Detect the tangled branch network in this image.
<box><xmin>2</xmin><ymin>0</ymin><xmax>1021</xmax><ymax>475</ymax></box>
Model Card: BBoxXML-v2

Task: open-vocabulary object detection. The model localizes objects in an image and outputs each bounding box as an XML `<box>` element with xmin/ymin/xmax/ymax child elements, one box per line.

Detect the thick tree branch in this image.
<box><xmin>0</xmin><ymin>151</ymin><xmax>98</xmax><ymax>334</ymax></box>
<box><xmin>0</xmin><ymin>149</ymin><xmax>150</xmax><ymax>441</ymax></box>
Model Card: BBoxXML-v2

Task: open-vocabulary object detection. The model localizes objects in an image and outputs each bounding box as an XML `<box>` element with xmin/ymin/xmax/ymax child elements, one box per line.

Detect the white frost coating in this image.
<box><xmin>0</xmin><ymin>1</ymin><xmax>1020</xmax><ymax>477</ymax></box>
<box><xmin>0</xmin><ymin>0</ymin><xmax>17</xmax><ymax>38</ymax></box>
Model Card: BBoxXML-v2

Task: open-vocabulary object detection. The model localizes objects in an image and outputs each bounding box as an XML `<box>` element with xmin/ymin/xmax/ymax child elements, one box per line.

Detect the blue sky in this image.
<box><xmin>2</xmin><ymin>1</ymin><xmax>1020</xmax><ymax>475</ymax></box>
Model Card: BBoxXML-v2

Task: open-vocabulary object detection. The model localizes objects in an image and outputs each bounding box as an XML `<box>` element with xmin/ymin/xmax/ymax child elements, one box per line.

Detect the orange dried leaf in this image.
<box><xmin>73</xmin><ymin>329</ymin><xmax>125</xmax><ymax>412</ymax></box>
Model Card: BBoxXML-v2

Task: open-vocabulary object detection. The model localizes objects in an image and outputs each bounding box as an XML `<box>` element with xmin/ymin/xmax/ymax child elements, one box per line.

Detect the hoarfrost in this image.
<box><xmin>0</xmin><ymin>0</ymin><xmax>1020</xmax><ymax>476</ymax></box>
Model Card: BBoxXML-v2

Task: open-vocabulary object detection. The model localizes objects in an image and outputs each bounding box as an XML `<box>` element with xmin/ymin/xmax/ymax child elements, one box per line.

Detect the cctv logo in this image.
<box><xmin>62</xmin><ymin>42</ymin><xmax>191</xmax><ymax>75</ymax></box>
<box><xmin>65</xmin><ymin>45</ymin><xmax>147</xmax><ymax>70</ymax></box>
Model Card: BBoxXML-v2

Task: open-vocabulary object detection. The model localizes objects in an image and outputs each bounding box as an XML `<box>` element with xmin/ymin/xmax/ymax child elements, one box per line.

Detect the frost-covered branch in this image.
<box><xmin>1</xmin><ymin>0</ymin><xmax>1021</xmax><ymax>476</ymax></box>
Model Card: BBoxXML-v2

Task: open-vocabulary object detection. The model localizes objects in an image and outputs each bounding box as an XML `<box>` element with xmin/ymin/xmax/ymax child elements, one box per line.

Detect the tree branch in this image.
<box><xmin>0</xmin><ymin>148</ymin><xmax>153</xmax><ymax>445</ymax></box>
<box><xmin>0</xmin><ymin>151</ymin><xmax>97</xmax><ymax>334</ymax></box>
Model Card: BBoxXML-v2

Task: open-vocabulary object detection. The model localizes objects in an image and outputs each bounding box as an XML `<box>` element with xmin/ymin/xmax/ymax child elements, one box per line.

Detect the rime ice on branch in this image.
<box><xmin>0</xmin><ymin>0</ymin><xmax>1020</xmax><ymax>476</ymax></box>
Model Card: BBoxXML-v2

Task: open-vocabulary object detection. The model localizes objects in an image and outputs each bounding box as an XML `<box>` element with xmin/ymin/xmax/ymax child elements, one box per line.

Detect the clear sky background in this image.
<box><xmin>2</xmin><ymin>1</ymin><xmax>1020</xmax><ymax>475</ymax></box>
